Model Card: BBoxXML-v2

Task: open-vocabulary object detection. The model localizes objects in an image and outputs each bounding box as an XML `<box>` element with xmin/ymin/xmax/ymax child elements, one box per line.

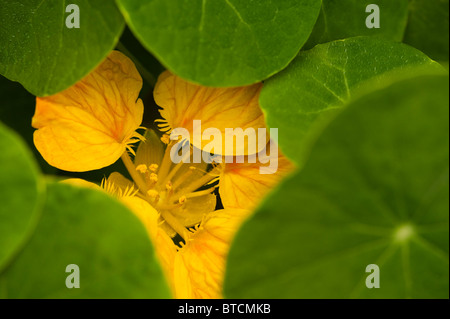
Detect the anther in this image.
<box><xmin>135</xmin><ymin>164</ymin><xmax>148</xmax><ymax>173</ymax></box>
<box><xmin>178</xmin><ymin>196</ymin><xmax>187</xmax><ymax>205</ymax></box>
<box><xmin>161</xmin><ymin>134</ymin><xmax>170</xmax><ymax>144</ymax></box>
<box><xmin>149</xmin><ymin>164</ymin><xmax>159</xmax><ymax>172</ymax></box>
<box><xmin>150</xmin><ymin>173</ymin><xmax>158</xmax><ymax>183</ymax></box>
<box><xmin>147</xmin><ymin>189</ymin><xmax>160</xmax><ymax>202</ymax></box>
<box><xmin>166</xmin><ymin>181</ymin><xmax>173</xmax><ymax>192</ymax></box>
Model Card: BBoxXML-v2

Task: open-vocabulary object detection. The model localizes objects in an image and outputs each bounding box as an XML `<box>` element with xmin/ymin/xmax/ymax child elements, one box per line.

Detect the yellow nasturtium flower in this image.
<box><xmin>32</xmin><ymin>51</ymin><xmax>294</xmax><ymax>298</ymax></box>
<box><xmin>154</xmin><ymin>71</ymin><xmax>267</xmax><ymax>156</ymax></box>
<box><xmin>32</xmin><ymin>51</ymin><xmax>144</xmax><ymax>172</ymax></box>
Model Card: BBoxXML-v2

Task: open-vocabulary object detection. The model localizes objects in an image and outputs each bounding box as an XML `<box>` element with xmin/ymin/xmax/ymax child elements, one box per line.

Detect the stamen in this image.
<box><xmin>157</xmin><ymin>140</ymin><xmax>175</xmax><ymax>183</ymax></box>
<box><xmin>166</xmin><ymin>181</ymin><xmax>173</xmax><ymax>193</ymax></box>
<box><xmin>178</xmin><ymin>195</ymin><xmax>187</xmax><ymax>204</ymax></box>
<box><xmin>136</xmin><ymin>164</ymin><xmax>148</xmax><ymax>174</ymax></box>
<box><xmin>150</xmin><ymin>173</ymin><xmax>158</xmax><ymax>183</ymax></box>
<box><xmin>162</xmin><ymin>152</ymin><xmax>190</xmax><ymax>187</ymax></box>
<box><xmin>121</xmin><ymin>152</ymin><xmax>150</xmax><ymax>195</ymax></box>
<box><xmin>149</xmin><ymin>164</ymin><xmax>159</xmax><ymax>172</ymax></box>
<box><xmin>161</xmin><ymin>134</ymin><xmax>170</xmax><ymax>144</ymax></box>
<box><xmin>172</xmin><ymin>167</ymin><xmax>221</xmax><ymax>199</ymax></box>
<box><xmin>184</xmin><ymin>186</ymin><xmax>217</xmax><ymax>199</ymax></box>
<box><xmin>147</xmin><ymin>189</ymin><xmax>159</xmax><ymax>199</ymax></box>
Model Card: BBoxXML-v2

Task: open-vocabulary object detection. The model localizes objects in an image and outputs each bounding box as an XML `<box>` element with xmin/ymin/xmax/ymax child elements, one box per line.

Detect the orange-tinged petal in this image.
<box><xmin>219</xmin><ymin>146</ymin><xmax>295</xmax><ymax>210</ymax></box>
<box><xmin>32</xmin><ymin>50</ymin><xmax>144</xmax><ymax>172</ymax></box>
<box><xmin>154</xmin><ymin>71</ymin><xmax>266</xmax><ymax>156</ymax></box>
<box><xmin>172</xmin><ymin>209</ymin><xmax>250</xmax><ymax>299</ymax></box>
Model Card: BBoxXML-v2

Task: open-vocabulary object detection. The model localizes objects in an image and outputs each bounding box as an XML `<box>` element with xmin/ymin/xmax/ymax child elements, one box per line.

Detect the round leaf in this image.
<box><xmin>224</xmin><ymin>75</ymin><xmax>449</xmax><ymax>298</ymax></box>
<box><xmin>116</xmin><ymin>0</ymin><xmax>321</xmax><ymax>87</ymax></box>
<box><xmin>0</xmin><ymin>0</ymin><xmax>125</xmax><ymax>96</ymax></box>
<box><xmin>0</xmin><ymin>182</ymin><xmax>171</xmax><ymax>298</ymax></box>
<box><xmin>259</xmin><ymin>37</ymin><xmax>442</xmax><ymax>163</ymax></box>
<box><xmin>305</xmin><ymin>0</ymin><xmax>409</xmax><ymax>49</ymax></box>
<box><xmin>403</xmin><ymin>0</ymin><xmax>449</xmax><ymax>62</ymax></box>
<box><xmin>0</xmin><ymin>122</ymin><xmax>43</xmax><ymax>271</ymax></box>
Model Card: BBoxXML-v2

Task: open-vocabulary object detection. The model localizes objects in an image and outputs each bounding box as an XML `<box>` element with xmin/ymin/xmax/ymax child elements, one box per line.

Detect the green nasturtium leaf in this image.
<box><xmin>304</xmin><ymin>0</ymin><xmax>409</xmax><ymax>50</ymax></box>
<box><xmin>116</xmin><ymin>0</ymin><xmax>321</xmax><ymax>87</ymax></box>
<box><xmin>403</xmin><ymin>0</ymin><xmax>449</xmax><ymax>62</ymax></box>
<box><xmin>0</xmin><ymin>182</ymin><xmax>171</xmax><ymax>298</ymax></box>
<box><xmin>0</xmin><ymin>0</ymin><xmax>125</xmax><ymax>96</ymax></box>
<box><xmin>224</xmin><ymin>75</ymin><xmax>449</xmax><ymax>299</ymax></box>
<box><xmin>259</xmin><ymin>37</ymin><xmax>442</xmax><ymax>163</ymax></box>
<box><xmin>0</xmin><ymin>122</ymin><xmax>43</xmax><ymax>272</ymax></box>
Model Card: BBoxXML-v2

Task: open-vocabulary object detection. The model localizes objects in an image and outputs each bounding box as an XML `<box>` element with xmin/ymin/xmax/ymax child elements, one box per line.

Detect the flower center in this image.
<box><xmin>133</xmin><ymin>136</ymin><xmax>221</xmax><ymax>241</ymax></box>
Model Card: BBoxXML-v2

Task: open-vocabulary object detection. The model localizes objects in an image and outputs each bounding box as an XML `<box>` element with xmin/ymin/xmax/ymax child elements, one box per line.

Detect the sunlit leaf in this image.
<box><xmin>0</xmin><ymin>182</ymin><xmax>171</xmax><ymax>298</ymax></box>
<box><xmin>0</xmin><ymin>0</ymin><xmax>124</xmax><ymax>96</ymax></box>
<box><xmin>116</xmin><ymin>0</ymin><xmax>321</xmax><ymax>87</ymax></box>
<box><xmin>0</xmin><ymin>122</ymin><xmax>43</xmax><ymax>271</ymax></box>
<box><xmin>225</xmin><ymin>74</ymin><xmax>449</xmax><ymax>298</ymax></box>
<box><xmin>305</xmin><ymin>0</ymin><xmax>409</xmax><ymax>49</ymax></box>
<box><xmin>259</xmin><ymin>37</ymin><xmax>442</xmax><ymax>163</ymax></box>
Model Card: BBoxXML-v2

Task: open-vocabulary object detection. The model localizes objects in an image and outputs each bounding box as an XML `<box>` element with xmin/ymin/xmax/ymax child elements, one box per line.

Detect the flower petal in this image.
<box><xmin>172</xmin><ymin>209</ymin><xmax>250</xmax><ymax>298</ymax></box>
<box><xmin>32</xmin><ymin>50</ymin><xmax>143</xmax><ymax>172</ymax></box>
<box><xmin>171</xmin><ymin>192</ymin><xmax>217</xmax><ymax>228</ymax></box>
<box><xmin>154</xmin><ymin>71</ymin><xmax>266</xmax><ymax>156</ymax></box>
<box><xmin>105</xmin><ymin>171</ymin><xmax>136</xmax><ymax>195</ymax></box>
<box><xmin>134</xmin><ymin>129</ymin><xmax>165</xmax><ymax>169</ymax></box>
<box><xmin>219</xmin><ymin>145</ymin><xmax>295</xmax><ymax>210</ymax></box>
<box><xmin>61</xmin><ymin>178</ymin><xmax>101</xmax><ymax>190</ymax></box>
